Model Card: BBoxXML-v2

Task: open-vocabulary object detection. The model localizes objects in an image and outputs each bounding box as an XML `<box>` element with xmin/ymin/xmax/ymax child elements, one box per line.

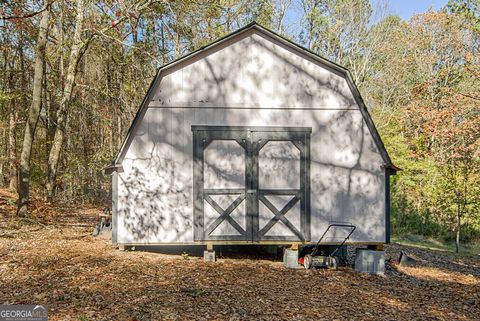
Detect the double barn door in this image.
<box><xmin>193</xmin><ymin>126</ymin><xmax>311</xmax><ymax>242</ymax></box>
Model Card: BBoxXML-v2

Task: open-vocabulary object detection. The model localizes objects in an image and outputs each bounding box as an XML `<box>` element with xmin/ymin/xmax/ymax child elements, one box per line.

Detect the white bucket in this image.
<box><xmin>283</xmin><ymin>248</ymin><xmax>299</xmax><ymax>268</ymax></box>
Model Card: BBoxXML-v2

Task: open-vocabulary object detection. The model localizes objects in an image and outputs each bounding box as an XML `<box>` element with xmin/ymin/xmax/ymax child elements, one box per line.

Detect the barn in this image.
<box><xmin>105</xmin><ymin>22</ymin><xmax>398</xmax><ymax>253</ymax></box>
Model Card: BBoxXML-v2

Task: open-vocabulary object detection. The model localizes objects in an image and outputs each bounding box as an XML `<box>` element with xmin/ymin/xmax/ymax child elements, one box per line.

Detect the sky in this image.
<box><xmin>283</xmin><ymin>0</ymin><xmax>451</xmax><ymax>37</ymax></box>
<box><xmin>387</xmin><ymin>0</ymin><xmax>449</xmax><ymax>20</ymax></box>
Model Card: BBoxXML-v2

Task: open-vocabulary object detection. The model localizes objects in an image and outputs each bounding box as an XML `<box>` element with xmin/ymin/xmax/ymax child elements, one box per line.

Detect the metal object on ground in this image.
<box><xmin>93</xmin><ymin>207</ymin><xmax>112</xmax><ymax>237</ymax></box>
<box><xmin>303</xmin><ymin>254</ymin><xmax>338</xmax><ymax>269</ymax></box>
<box><xmin>204</xmin><ymin>250</ymin><xmax>216</xmax><ymax>262</ymax></box>
<box><xmin>355</xmin><ymin>249</ymin><xmax>385</xmax><ymax>274</ymax></box>
<box><xmin>398</xmin><ymin>251</ymin><xmax>417</xmax><ymax>267</ymax></box>
<box><xmin>303</xmin><ymin>223</ymin><xmax>356</xmax><ymax>269</ymax></box>
<box><xmin>283</xmin><ymin>248</ymin><xmax>299</xmax><ymax>268</ymax></box>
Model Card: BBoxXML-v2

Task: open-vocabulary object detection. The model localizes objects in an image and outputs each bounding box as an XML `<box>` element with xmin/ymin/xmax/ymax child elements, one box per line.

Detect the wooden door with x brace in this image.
<box><xmin>192</xmin><ymin>126</ymin><xmax>311</xmax><ymax>242</ymax></box>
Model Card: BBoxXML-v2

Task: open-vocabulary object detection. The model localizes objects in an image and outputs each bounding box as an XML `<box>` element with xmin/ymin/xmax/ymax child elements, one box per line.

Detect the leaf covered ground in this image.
<box><xmin>0</xmin><ymin>189</ymin><xmax>479</xmax><ymax>321</ymax></box>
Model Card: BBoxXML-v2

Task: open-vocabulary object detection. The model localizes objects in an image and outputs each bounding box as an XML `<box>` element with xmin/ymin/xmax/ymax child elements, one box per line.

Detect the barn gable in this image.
<box><xmin>110</xmin><ymin>22</ymin><xmax>396</xmax><ymax>171</ymax></box>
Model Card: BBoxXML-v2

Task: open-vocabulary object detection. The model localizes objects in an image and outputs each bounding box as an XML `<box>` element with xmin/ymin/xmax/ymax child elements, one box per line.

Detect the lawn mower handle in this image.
<box><xmin>311</xmin><ymin>223</ymin><xmax>356</xmax><ymax>257</ymax></box>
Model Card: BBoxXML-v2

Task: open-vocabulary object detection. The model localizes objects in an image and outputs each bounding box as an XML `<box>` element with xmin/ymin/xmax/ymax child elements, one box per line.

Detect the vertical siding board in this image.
<box><xmin>250</xmin><ymin>130</ymin><xmax>259</xmax><ymax>240</ymax></box>
<box><xmin>385</xmin><ymin>170</ymin><xmax>391</xmax><ymax>243</ymax></box>
<box><xmin>305</xmin><ymin>132</ymin><xmax>311</xmax><ymax>241</ymax></box>
<box><xmin>192</xmin><ymin>130</ymin><xmax>205</xmax><ymax>240</ymax></box>
<box><xmin>112</xmin><ymin>172</ymin><xmax>118</xmax><ymax>243</ymax></box>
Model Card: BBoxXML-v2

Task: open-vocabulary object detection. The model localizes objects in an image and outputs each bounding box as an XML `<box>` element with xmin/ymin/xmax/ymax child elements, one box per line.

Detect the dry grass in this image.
<box><xmin>0</xmin><ymin>188</ymin><xmax>479</xmax><ymax>320</ymax></box>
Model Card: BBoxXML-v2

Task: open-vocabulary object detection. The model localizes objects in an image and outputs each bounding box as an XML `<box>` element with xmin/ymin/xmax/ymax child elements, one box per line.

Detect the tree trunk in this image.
<box><xmin>8</xmin><ymin>108</ymin><xmax>18</xmax><ymax>190</ymax></box>
<box><xmin>456</xmin><ymin>202</ymin><xmax>461</xmax><ymax>254</ymax></box>
<box><xmin>46</xmin><ymin>0</ymin><xmax>86</xmax><ymax>201</ymax></box>
<box><xmin>455</xmin><ymin>217</ymin><xmax>460</xmax><ymax>254</ymax></box>
<box><xmin>17</xmin><ymin>5</ymin><xmax>50</xmax><ymax>217</ymax></box>
<box><xmin>6</xmin><ymin>53</ymin><xmax>18</xmax><ymax>190</ymax></box>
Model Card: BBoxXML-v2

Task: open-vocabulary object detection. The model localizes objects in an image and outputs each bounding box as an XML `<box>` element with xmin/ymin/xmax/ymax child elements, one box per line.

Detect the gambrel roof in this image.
<box><xmin>105</xmin><ymin>22</ymin><xmax>398</xmax><ymax>174</ymax></box>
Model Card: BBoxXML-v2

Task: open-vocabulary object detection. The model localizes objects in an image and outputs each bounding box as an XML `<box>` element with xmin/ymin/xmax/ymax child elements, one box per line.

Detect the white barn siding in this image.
<box><xmin>115</xmin><ymin>27</ymin><xmax>388</xmax><ymax>244</ymax></box>
<box><xmin>152</xmin><ymin>31</ymin><xmax>355</xmax><ymax>109</ymax></box>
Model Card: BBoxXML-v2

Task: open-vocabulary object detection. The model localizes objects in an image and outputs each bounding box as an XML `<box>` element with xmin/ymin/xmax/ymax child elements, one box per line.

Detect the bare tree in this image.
<box><xmin>3</xmin><ymin>46</ymin><xmax>18</xmax><ymax>190</ymax></box>
<box><xmin>45</xmin><ymin>0</ymin><xmax>158</xmax><ymax>200</ymax></box>
<box><xmin>45</xmin><ymin>0</ymin><xmax>86</xmax><ymax>200</ymax></box>
<box><xmin>17</xmin><ymin>3</ymin><xmax>51</xmax><ymax>217</ymax></box>
<box><xmin>8</xmin><ymin>98</ymin><xmax>17</xmax><ymax>191</ymax></box>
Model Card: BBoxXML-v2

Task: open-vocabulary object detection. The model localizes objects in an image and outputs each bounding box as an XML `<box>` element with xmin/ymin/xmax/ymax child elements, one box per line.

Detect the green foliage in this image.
<box><xmin>79</xmin><ymin>315</ymin><xmax>90</xmax><ymax>321</ymax></box>
<box><xmin>372</xmin><ymin>11</ymin><xmax>480</xmax><ymax>243</ymax></box>
<box><xmin>447</xmin><ymin>0</ymin><xmax>480</xmax><ymax>35</ymax></box>
<box><xmin>392</xmin><ymin>234</ymin><xmax>480</xmax><ymax>256</ymax></box>
<box><xmin>249</xmin><ymin>0</ymin><xmax>275</xmax><ymax>27</ymax></box>
<box><xmin>380</xmin><ymin>120</ymin><xmax>446</xmax><ymax>238</ymax></box>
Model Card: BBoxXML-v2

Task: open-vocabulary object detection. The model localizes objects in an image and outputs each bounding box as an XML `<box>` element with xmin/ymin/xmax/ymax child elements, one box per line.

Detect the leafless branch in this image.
<box><xmin>0</xmin><ymin>1</ymin><xmax>54</xmax><ymax>21</ymax></box>
<box><xmin>458</xmin><ymin>92</ymin><xmax>480</xmax><ymax>101</ymax></box>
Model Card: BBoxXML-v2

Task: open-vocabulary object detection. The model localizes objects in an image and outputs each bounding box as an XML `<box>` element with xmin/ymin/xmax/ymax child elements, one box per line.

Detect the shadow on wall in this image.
<box><xmin>117</xmin><ymin>31</ymin><xmax>385</xmax><ymax>243</ymax></box>
<box><xmin>154</xmin><ymin>31</ymin><xmax>355</xmax><ymax>109</ymax></box>
<box><xmin>119</xmin><ymin>152</ymin><xmax>192</xmax><ymax>242</ymax></box>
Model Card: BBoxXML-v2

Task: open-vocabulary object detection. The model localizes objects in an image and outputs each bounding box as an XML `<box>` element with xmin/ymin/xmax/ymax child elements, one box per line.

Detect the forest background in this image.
<box><xmin>0</xmin><ymin>0</ymin><xmax>479</xmax><ymax>249</ymax></box>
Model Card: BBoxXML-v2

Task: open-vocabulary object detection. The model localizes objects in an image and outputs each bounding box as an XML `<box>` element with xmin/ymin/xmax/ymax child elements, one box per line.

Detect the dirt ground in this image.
<box><xmin>0</xmin><ymin>189</ymin><xmax>479</xmax><ymax>321</ymax></box>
